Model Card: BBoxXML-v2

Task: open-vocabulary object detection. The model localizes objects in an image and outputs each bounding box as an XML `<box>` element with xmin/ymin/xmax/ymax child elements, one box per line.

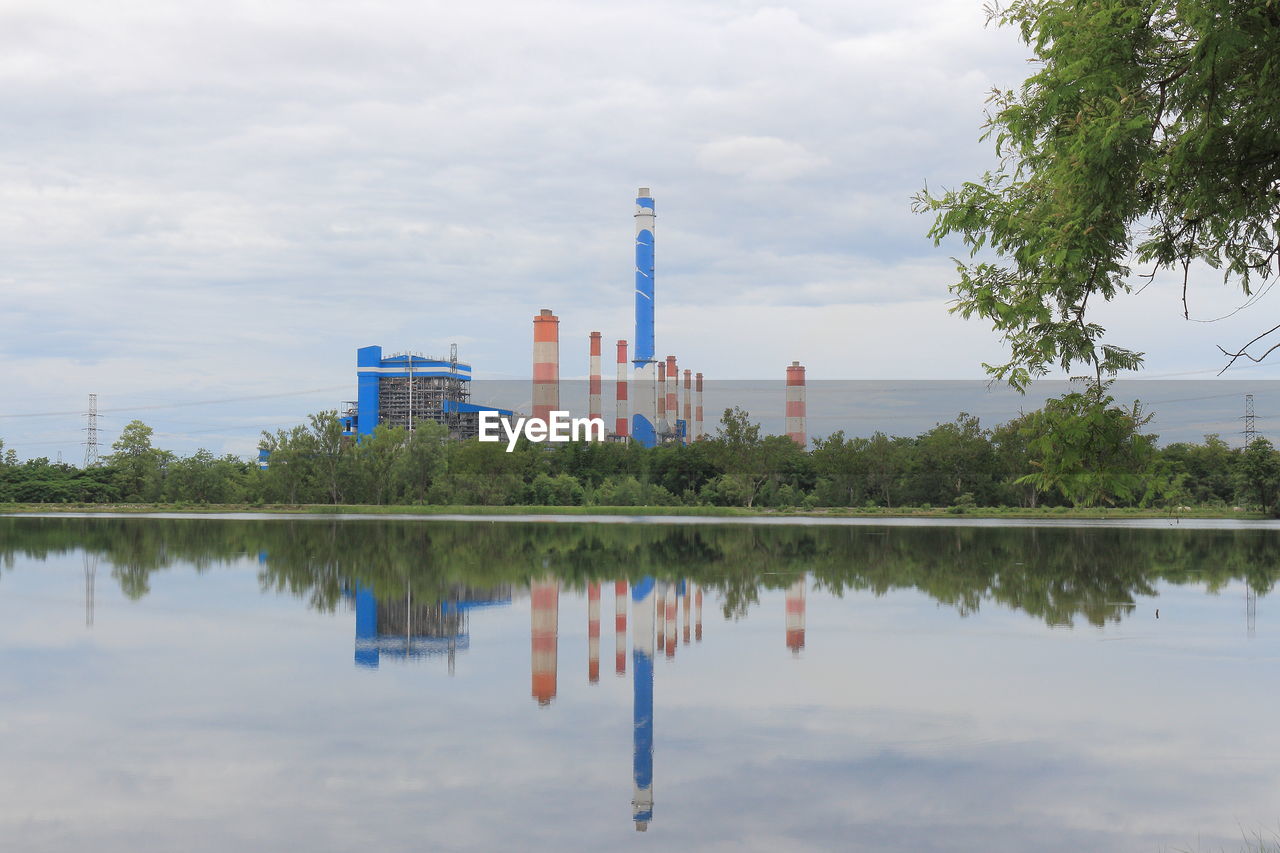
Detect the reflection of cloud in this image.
<box><xmin>0</xmin><ymin>553</ymin><xmax>1276</xmax><ymax>851</ymax></box>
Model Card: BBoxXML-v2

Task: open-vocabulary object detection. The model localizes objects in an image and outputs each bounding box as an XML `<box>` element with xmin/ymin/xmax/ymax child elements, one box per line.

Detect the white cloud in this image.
<box><xmin>696</xmin><ymin>136</ymin><xmax>830</xmax><ymax>182</ymax></box>
<box><xmin>3</xmin><ymin>0</ymin><xmax>1262</xmax><ymax>461</ymax></box>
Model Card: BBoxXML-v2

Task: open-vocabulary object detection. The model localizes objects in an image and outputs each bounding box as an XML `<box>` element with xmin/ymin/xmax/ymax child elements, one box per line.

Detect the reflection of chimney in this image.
<box><xmin>615</xmin><ymin>580</ymin><xmax>628</xmax><ymax>676</ymax></box>
<box><xmin>682</xmin><ymin>580</ymin><xmax>691</xmax><ymax>644</ymax></box>
<box><xmin>786</xmin><ymin>577</ymin><xmax>806</xmax><ymax>654</ymax></box>
<box><xmin>632</xmin><ymin>577</ymin><xmax>656</xmax><ymax>830</ymax></box>
<box><xmin>355</xmin><ymin>586</ymin><xmax>380</xmax><ymax>668</ymax></box>
<box><xmin>664</xmin><ymin>582</ymin><xmax>677</xmax><ymax>659</ymax></box>
<box><xmin>531</xmin><ymin>579</ymin><xmax>559</xmax><ymax>705</ymax></box>
<box><xmin>588</xmin><ymin>582</ymin><xmax>601</xmax><ymax>684</ymax></box>
<box><xmin>695</xmin><ymin>586</ymin><xmax>703</xmax><ymax>642</ymax></box>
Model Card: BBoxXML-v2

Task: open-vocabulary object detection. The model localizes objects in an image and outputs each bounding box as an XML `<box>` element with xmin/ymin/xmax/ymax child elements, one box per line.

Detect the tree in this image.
<box><xmin>1018</xmin><ymin>385</ymin><xmax>1159</xmax><ymax>506</ymax></box>
<box><xmin>916</xmin><ymin>0</ymin><xmax>1280</xmax><ymax>387</ymax></box>
<box><xmin>1237</xmin><ymin>436</ymin><xmax>1280</xmax><ymax>512</ymax></box>
<box><xmin>111</xmin><ymin>420</ymin><xmax>165</xmax><ymax>501</ymax></box>
<box><xmin>705</xmin><ymin>408</ymin><xmax>793</xmax><ymax>508</ymax></box>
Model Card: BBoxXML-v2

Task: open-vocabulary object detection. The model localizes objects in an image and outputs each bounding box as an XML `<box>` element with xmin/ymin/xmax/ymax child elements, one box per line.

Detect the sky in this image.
<box><xmin>4</xmin><ymin>0</ymin><xmax>1280</xmax><ymax>460</ymax></box>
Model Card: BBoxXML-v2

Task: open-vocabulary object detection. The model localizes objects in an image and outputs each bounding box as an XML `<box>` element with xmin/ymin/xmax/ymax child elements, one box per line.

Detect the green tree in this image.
<box><xmin>1237</xmin><ymin>437</ymin><xmax>1280</xmax><ymax>512</ymax></box>
<box><xmin>916</xmin><ymin>0</ymin><xmax>1280</xmax><ymax>386</ymax></box>
<box><xmin>110</xmin><ymin>420</ymin><xmax>165</xmax><ymax>501</ymax></box>
<box><xmin>1018</xmin><ymin>386</ymin><xmax>1159</xmax><ymax>506</ymax></box>
<box><xmin>706</xmin><ymin>404</ymin><xmax>773</xmax><ymax>504</ymax></box>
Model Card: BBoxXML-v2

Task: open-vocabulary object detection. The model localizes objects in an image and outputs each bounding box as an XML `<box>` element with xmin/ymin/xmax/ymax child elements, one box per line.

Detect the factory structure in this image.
<box><xmin>340</xmin><ymin>189</ymin><xmax>808</xmax><ymax>448</ymax></box>
<box><xmin>528</xmin><ymin>188</ymin><xmax>808</xmax><ymax>449</ymax></box>
<box><xmin>339</xmin><ymin>345</ymin><xmax>514</xmax><ymax>440</ymax></box>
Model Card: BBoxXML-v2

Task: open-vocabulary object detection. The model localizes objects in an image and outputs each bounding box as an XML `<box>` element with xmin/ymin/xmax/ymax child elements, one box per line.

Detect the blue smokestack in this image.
<box><xmin>632</xmin><ymin>189</ymin><xmax>658</xmax><ymax>447</ymax></box>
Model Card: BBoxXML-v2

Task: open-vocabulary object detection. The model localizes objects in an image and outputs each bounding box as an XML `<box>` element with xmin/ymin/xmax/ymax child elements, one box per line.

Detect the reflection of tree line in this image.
<box><xmin>1</xmin><ymin>517</ymin><xmax>1277</xmax><ymax>627</ymax></box>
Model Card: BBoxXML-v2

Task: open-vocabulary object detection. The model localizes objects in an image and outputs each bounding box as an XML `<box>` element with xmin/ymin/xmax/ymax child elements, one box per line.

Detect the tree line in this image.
<box><xmin>3</xmin><ymin>387</ymin><xmax>1280</xmax><ymax>511</ymax></box>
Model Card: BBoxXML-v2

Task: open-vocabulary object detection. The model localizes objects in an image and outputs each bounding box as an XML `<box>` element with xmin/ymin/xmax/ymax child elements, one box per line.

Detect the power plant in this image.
<box><xmin>341</xmin><ymin>344</ymin><xmax>514</xmax><ymax>440</ymax></box>
<box><xmin>339</xmin><ymin>189</ymin><xmax>808</xmax><ymax>448</ymax></box>
<box><xmin>522</xmin><ymin>188</ymin><xmax>808</xmax><ymax>449</ymax></box>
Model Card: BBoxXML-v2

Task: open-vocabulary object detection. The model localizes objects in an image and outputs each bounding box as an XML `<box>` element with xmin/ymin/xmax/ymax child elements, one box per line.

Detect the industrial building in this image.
<box><xmin>531</xmin><ymin>188</ymin><xmax>807</xmax><ymax>449</ymax></box>
<box><xmin>341</xmin><ymin>344</ymin><xmax>514</xmax><ymax>440</ymax></box>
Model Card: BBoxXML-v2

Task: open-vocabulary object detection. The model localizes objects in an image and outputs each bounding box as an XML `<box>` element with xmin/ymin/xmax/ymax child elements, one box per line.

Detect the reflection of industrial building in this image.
<box><xmin>349</xmin><ymin>573</ymin><xmax>806</xmax><ymax>832</ymax></box>
<box><xmin>341</xmin><ymin>345</ymin><xmax>514</xmax><ymax>440</ymax></box>
<box><xmin>631</xmin><ymin>577</ymin><xmax>656</xmax><ymax>830</ymax></box>
<box><xmin>531</xmin><ymin>579</ymin><xmax>559</xmax><ymax>705</ymax></box>
<box><xmin>786</xmin><ymin>578</ymin><xmax>806</xmax><ymax>654</ymax></box>
<box><xmin>351</xmin><ymin>585</ymin><xmax>512</xmax><ymax>670</ymax></box>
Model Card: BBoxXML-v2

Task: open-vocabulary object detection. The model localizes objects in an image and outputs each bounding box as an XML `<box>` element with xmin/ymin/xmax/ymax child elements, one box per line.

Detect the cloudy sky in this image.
<box><xmin>4</xmin><ymin>0</ymin><xmax>1280</xmax><ymax>460</ymax></box>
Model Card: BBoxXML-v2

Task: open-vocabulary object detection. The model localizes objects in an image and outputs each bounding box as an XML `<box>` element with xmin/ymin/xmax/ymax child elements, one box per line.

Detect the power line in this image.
<box><xmin>0</xmin><ymin>386</ymin><xmax>349</xmax><ymax>419</ymax></box>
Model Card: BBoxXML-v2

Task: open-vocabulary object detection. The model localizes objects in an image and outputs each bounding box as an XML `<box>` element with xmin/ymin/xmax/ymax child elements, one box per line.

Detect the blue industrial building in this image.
<box><xmin>341</xmin><ymin>345</ymin><xmax>514</xmax><ymax>440</ymax></box>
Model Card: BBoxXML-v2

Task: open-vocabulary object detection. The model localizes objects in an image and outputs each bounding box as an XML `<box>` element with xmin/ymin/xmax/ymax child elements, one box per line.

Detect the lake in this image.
<box><xmin>1</xmin><ymin>514</ymin><xmax>1277</xmax><ymax>852</ymax></box>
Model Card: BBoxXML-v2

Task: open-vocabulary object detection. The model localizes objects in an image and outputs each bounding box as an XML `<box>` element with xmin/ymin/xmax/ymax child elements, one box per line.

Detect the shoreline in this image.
<box><xmin>2</xmin><ymin>503</ymin><xmax>1276</xmax><ymax>528</ymax></box>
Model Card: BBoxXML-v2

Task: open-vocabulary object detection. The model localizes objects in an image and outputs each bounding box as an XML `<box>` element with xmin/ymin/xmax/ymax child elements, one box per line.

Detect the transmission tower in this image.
<box><xmin>1244</xmin><ymin>393</ymin><xmax>1257</xmax><ymax>448</ymax></box>
<box><xmin>83</xmin><ymin>393</ymin><xmax>100</xmax><ymax>467</ymax></box>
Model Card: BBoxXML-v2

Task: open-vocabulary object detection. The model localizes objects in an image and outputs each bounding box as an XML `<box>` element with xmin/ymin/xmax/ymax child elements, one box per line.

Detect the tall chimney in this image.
<box><xmin>615</xmin><ymin>340</ymin><xmax>630</xmax><ymax>439</ymax></box>
<box><xmin>785</xmin><ymin>361</ymin><xmax>806</xmax><ymax>448</ymax></box>
<box><xmin>588</xmin><ymin>332</ymin><xmax>602</xmax><ymax>427</ymax></box>
<box><xmin>694</xmin><ymin>372</ymin><xmax>704</xmax><ymax>440</ymax></box>
<box><xmin>632</xmin><ymin>188</ymin><xmax>658</xmax><ymax>447</ymax></box>
<box><xmin>665</xmin><ymin>355</ymin><xmax>678</xmax><ymax>442</ymax></box>
<box><xmin>532</xmin><ymin>309</ymin><xmax>560</xmax><ymax>424</ymax></box>
<box><xmin>682</xmin><ymin>370</ymin><xmax>692</xmax><ymax>446</ymax></box>
<box><xmin>656</xmin><ymin>360</ymin><xmax>667</xmax><ymax>437</ymax></box>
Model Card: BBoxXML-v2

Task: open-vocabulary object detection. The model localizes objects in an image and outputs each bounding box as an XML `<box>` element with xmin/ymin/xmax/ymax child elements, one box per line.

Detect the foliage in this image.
<box><xmin>1016</xmin><ymin>384</ymin><xmax>1157</xmax><ymax>506</ymax></box>
<box><xmin>916</xmin><ymin>0</ymin><xmax>1280</xmax><ymax>385</ymax></box>
<box><xmin>5</xmin><ymin>393</ymin><xmax>1279</xmax><ymax>511</ymax></box>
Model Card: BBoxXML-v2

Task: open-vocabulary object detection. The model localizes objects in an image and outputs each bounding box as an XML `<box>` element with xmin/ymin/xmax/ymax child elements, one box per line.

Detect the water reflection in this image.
<box><xmin>1</xmin><ymin>516</ymin><xmax>1279</xmax><ymax>851</ymax></box>
<box><xmin>4</xmin><ymin>516</ymin><xmax>1279</xmax><ymax>632</ymax></box>
<box><xmin>350</xmin><ymin>585</ymin><xmax>512</xmax><ymax>670</ymax></box>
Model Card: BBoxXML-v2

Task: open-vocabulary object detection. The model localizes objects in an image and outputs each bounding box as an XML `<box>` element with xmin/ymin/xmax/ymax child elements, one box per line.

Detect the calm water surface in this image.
<box><xmin>1</xmin><ymin>516</ymin><xmax>1278</xmax><ymax>852</ymax></box>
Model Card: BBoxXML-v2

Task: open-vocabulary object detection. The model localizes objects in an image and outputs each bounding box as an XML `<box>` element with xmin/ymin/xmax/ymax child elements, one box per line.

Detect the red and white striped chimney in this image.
<box><xmin>785</xmin><ymin>361</ymin><xmax>806</xmax><ymax>447</ymax></box>
<box><xmin>656</xmin><ymin>360</ymin><xmax>667</xmax><ymax>434</ymax></box>
<box><xmin>588</xmin><ymin>332</ymin><xmax>602</xmax><ymax>427</ymax></box>
<box><xmin>682</xmin><ymin>370</ymin><xmax>692</xmax><ymax>446</ymax></box>
<box><xmin>532</xmin><ymin>310</ymin><xmax>560</xmax><ymax>424</ymax></box>
<box><xmin>665</xmin><ymin>355</ymin><xmax>678</xmax><ymax>438</ymax></box>
<box><xmin>695</xmin><ymin>373</ymin><xmax>704</xmax><ymax>440</ymax></box>
<box><xmin>615</xmin><ymin>340</ymin><xmax>629</xmax><ymax>439</ymax></box>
